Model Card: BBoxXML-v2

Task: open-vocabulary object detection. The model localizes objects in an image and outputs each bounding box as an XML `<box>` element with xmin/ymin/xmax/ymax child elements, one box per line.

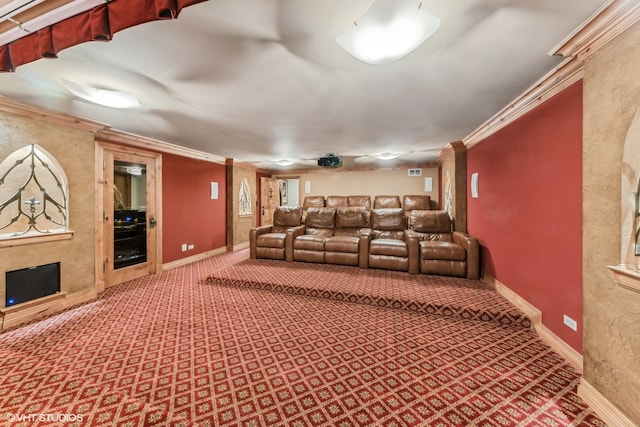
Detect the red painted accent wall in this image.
<box><xmin>467</xmin><ymin>81</ymin><xmax>583</xmax><ymax>352</ymax></box>
<box><xmin>162</xmin><ymin>154</ymin><xmax>226</xmax><ymax>263</ymax></box>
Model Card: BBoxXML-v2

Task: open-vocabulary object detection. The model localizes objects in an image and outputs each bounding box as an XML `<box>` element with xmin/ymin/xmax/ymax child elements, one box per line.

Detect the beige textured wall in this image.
<box><xmin>0</xmin><ymin>112</ymin><xmax>95</xmax><ymax>306</ymax></box>
<box><xmin>583</xmin><ymin>22</ymin><xmax>640</xmax><ymax>423</ymax></box>
<box><xmin>293</xmin><ymin>167</ymin><xmax>439</xmax><ymax>208</ymax></box>
<box><xmin>439</xmin><ymin>143</ymin><xmax>467</xmax><ymax>232</ymax></box>
<box><xmin>231</xmin><ymin>164</ymin><xmax>256</xmax><ymax>247</ymax></box>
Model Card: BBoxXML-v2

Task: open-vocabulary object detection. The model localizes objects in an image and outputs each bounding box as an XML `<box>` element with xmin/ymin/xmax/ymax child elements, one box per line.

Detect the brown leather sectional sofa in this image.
<box><xmin>250</xmin><ymin>195</ymin><xmax>479</xmax><ymax>279</ymax></box>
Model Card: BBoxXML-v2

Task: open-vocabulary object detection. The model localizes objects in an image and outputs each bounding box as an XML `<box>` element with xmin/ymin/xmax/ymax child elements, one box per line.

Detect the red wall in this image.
<box><xmin>162</xmin><ymin>154</ymin><xmax>226</xmax><ymax>263</ymax></box>
<box><xmin>467</xmin><ymin>81</ymin><xmax>583</xmax><ymax>352</ymax></box>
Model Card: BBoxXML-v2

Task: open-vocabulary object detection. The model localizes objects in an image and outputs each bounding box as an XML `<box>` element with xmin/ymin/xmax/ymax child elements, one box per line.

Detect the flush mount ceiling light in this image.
<box><xmin>336</xmin><ymin>0</ymin><xmax>440</xmax><ymax>65</ymax></box>
<box><xmin>373</xmin><ymin>153</ymin><xmax>401</xmax><ymax>160</ymax></box>
<box><xmin>61</xmin><ymin>78</ymin><xmax>141</xmax><ymax>109</ymax></box>
<box><xmin>276</xmin><ymin>159</ymin><xmax>295</xmax><ymax>166</ymax></box>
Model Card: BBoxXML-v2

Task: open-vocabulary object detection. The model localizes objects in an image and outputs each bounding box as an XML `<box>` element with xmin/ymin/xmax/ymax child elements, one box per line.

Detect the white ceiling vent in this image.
<box><xmin>408</xmin><ymin>168</ymin><xmax>422</xmax><ymax>177</ymax></box>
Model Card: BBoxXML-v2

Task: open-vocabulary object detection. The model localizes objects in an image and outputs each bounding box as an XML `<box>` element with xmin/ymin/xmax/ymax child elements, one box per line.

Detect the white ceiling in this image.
<box><xmin>0</xmin><ymin>0</ymin><xmax>607</xmax><ymax>170</ymax></box>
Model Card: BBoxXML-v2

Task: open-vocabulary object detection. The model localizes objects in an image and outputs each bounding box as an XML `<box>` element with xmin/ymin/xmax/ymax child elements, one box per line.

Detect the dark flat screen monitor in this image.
<box><xmin>5</xmin><ymin>262</ymin><xmax>60</xmax><ymax>307</ymax></box>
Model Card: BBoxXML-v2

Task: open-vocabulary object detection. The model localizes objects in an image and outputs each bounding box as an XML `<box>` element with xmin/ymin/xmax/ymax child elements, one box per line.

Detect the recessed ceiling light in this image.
<box><xmin>61</xmin><ymin>78</ymin><xmax>141</xmax><ymax>109</ymax></box>
<box><xmin>337</xmin><ymin>0</ymin><xmax>441</xmax><ymax>65</ymax></box>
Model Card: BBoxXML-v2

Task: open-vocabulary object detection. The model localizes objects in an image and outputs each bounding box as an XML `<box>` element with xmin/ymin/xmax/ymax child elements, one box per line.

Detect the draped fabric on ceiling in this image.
<box><xmin>0</xmin><ymin>0</ymin><xmax>207</xmax><ymax>72</ymax></box>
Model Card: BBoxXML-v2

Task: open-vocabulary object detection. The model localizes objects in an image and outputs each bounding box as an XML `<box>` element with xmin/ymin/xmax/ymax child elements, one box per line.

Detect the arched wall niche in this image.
<box><xmin>610</xmin><ymin>105</ymin><xmax>640</xmax><ymax>294</ymax></box>
<box><xmin>0</xmin><ymin>144</ymin><xmax>70</xmax><ymax>239</ymax></box>
<box><xmin>620</xmin><ymin>106</ymin><xmax>640</xmax><ymax>265</ymax></box>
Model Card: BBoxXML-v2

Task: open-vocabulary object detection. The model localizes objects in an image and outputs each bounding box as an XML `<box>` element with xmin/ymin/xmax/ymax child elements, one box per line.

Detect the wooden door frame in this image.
<box><xmin>95</xmin><ymin>141</ymin><xmax>163</xmax><ymax>292</ymax></box>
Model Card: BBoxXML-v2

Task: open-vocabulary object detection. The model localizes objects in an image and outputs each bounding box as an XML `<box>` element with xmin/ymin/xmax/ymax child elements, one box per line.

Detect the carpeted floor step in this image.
<box><xmin>202</xmin><ymin>259</ymin><xmax>531</xmax><ymax>329</ymax></box>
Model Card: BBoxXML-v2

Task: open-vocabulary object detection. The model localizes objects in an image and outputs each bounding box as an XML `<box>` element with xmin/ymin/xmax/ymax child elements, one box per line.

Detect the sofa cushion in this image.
<box><xmin>410</xmin><ymin>210</ymin><xmax>451</xmax><ymax>233</ymax></box>
<box><xmin>420</xmin><ymin>241</ymin><xmax>466</xmax><ymax>261</ymax></box>
<box><xmin>305</xmin><ymin>207</ymin><xmax>336</xmax><ymax>229</ymax></box>
<box><xmin>325</xmin><ymin>236</ymin><xmax>359</xmax><ymax>253</ymax></box>
<box><xmin>302</xmin><ymin>196</ymin><xmax>325</xmax><ymax>208</ymax></box>
<box><xmin>336</xmin><ymin>207</ymin><xmax>368</xmax><ymax>228</ymax></box>
<box><xmin>370</xmin><ymin>208</ymin><xmax>405</xmax><ymax>231</ymax></box>
<box><xmin>256</xmin><ymin>233</ymin><xmax>286</xmax><ymax>248</ymax></box>
<box><xmin>373</xmin><ymin>195</ymin><xmax>401</xmax><ymax>208</ymax></box>
<box><xmin>294</xmin><ymin>235</ymin><xmax>326</xmax><ymax>251</ymax></box>
<box><xmin>370</xmin><ymin>238</ymin><xmax>408</xmax><ymax>257</ymax></box>
<box><xmin>274</xmin><ymin>206</ymin><xmax>303</xmax><ymax>227</ymax></box>
<box><xmin>326</xmin><ymin>196</ymin><xmax>348</xmax><ymax>208</ymax></box>
<box><xmin>403</xmin><ymin>195</ymin><xmax>431</xmax><ymax>211</ymax></box>
<box><xmin>347</xmin><ymin>195</ymin><xmax>371</xmax><ymax>209</ymax></box>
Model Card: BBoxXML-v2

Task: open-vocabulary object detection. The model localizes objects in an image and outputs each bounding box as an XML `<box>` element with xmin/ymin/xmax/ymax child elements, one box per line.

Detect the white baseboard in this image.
<box><xmin>578</xmin><ymin>379</ymin><xmax>637</xmax><ymax>427</ymax></box>
<box><xmin>162</xmin><ymin>247</ymin><xmax>228</xmax><ymax>270</ymax></box>
<box><xmin>482</xmin><ymin>273</ymin><xmax>583</xmax><ymax>373</ymax></box>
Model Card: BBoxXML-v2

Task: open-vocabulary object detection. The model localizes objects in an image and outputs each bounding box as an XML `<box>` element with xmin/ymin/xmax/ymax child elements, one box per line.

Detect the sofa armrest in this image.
<box><xmin>249</xmin><ymin>225</ymin><xmax>273</xmax><ymax>259</ymax></box>
<box><xmin>285</xmin><ymin>225</ymin><xmax>306</xmax><ymax>261</ymax></box>
<box><xmin>453</xmin><ymin>231</ymin><xmax>480</xmax><ymax>279</ymax></box>
<box><xmin>358</xmin><ymin>230</ymin><xmax>371</xmax><ymax>269</ymax></box>
<box><xmin>404</xmin><ymin>230</ymin><xmax>420</xmax><ymax>274</ymax></box>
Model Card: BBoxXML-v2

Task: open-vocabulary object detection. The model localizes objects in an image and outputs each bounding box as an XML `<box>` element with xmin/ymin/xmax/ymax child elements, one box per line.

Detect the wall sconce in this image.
<box><xmin>336</xmin><ymin>0</ymin><xmax>440</xmax><ymax>65</ymax></box>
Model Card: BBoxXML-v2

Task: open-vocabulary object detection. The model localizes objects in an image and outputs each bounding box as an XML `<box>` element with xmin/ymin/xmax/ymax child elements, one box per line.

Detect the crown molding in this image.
<box><xmin>464</xmin><ymin>0</ymin><xmax>640</xmax><ymax>149</ymax></box>
<box><xmin>96</xmin><ymin>128</ymin><xmax>226</xmax><ymax>165</ymax></box>
<box><xmin>0</xmin><ymin>94</ymin><xmax>106</xmax><ymax>132</ymax></box>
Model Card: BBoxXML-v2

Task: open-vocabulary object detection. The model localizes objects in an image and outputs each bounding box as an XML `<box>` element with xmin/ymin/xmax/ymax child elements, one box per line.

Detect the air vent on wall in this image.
<box><xmin>408</xmin><ymin>168</ymin><xmax>422</xmax><ymax>176</ymax></box>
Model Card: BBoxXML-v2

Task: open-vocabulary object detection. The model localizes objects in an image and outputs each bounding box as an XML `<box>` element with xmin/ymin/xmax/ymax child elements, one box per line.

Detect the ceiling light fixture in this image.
<box><xmin>336</xmin><ymin>0</ymin><xmax>440</xmax><ymax>65</ymax></box>
<box><xmin>373</xmin><ymin>153</ymin><xmax>401</xmax><ymax>160</ymax></box>
<box><xmin>61</xmin><ymin>78</ymin><xmax>141</xmax><ymax>109</ymax></box>
<box><xmin>276</xmin><ymin>159</ymin><xmax>295</xmax><ymax>166</ymax></box>
<box><xmin>126</xmin><ymin>166</ymin><xmax>143</xmax><ymax>176</ymax></box>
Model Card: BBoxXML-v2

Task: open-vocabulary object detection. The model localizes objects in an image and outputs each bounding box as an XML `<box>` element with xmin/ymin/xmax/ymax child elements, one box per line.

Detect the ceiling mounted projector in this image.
<box><xmin>317</xmin><ymin>154</ymin><xmax>343</xmax><ymax>168</ymax></box>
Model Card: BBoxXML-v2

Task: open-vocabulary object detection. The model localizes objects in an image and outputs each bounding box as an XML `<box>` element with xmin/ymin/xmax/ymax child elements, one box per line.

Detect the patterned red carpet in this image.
<box><xmin>204</xmin><ymin>259</ymin><xmax>531</xmax><ymax>328</ymax></box>
<box><xmin>0</xmin><ymin>250</ymin><xmax>605</xmax><ymax>426</ymax></box>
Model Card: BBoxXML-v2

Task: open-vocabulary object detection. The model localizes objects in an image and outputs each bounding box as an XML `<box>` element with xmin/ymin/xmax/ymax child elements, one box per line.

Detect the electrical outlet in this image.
<box><xmin>181</xmin><ymin>243</ymin><xmax>187</xmax><ymax>252</ymax></box>
<box><xmin>188</xmin><ymin>244</ymin><xmax>194</xmax><ymax>250</ymax></box>
<box><xmin>563</xmin><ymin>315</ymin><xmax>578</xmax><ymax>331</ymax></box>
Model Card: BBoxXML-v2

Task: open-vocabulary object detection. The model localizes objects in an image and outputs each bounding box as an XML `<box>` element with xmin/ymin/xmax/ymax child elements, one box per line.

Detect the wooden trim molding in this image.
<box><xmin>482</xmin><ymin>273</ymin><xmax>583</xmax><ymax>373</ymax></box>
<box><xmin>0</xmin><ymin>231</ymin><xmax>73</xmax><ymax>248</ymax></box>
<box><xmin>608</xmin><ymin>265</ymin><xmax>640</xmax><ymax>293</ymax></box>
<box><xmin>0</xmin><ymin>289</ymin><xmax>97</xmax><ymax>330</ymax></box>
<box><xmin>483</xmin><ymin>274</ymin><xmax>542</xmax><ymax>327</ymax></box>
<box><xmin>96</xmin><ymin>128</ymin><xmax>226</xmax><ymax>165</ymax></box>
<box><xmin>536</xmin><ymin>323</ymin><xmax>583</xmax><ymax>374</ymax></box>
<box><xmin>464</xmin><ymin>0</ymin><xmax>640</xmax><ymax>148</ymax></box>
<box><xmin>233</xmin><ymin>241</ymin><xmax>249</xmax><ymax>251</ymax></box>
<box><xmin>162</xmin><ymin>247</ymin><xmax>228</xmax><ymax>271</ymax></box>
<box><xmin>0</xmin><ymin>95</ymin><xmax>106</xmax><ymax>132</ymax></box>
<box><xmin>578</xmin><ymin>379</ymin><xmax>637</xmax><ymax>427</ymax></box>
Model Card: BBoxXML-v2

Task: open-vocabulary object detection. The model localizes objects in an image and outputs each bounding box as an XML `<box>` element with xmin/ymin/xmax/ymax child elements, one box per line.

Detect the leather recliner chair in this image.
<box><xmin>302</xmin><ymin>196</ymin><xmax>325</xmax><ymax>224</ymax></box>
<box><xmin>367</xmin><ymin>208</ymin><xmax>415</xmax><ymax>273</ymax></box>
<box><xmin>293</xmin><ymin>207</ymin><xmax>336</xmax><ymax>263</ymax></box>
<box><xmin>249</xmin><ymin>207</ymin><xmax>303</xmax><ymax>261</ymax></box>
<box><xmin>325</xmin><ymin>207</ymin><xmax>369</xmax><ymax>268</ymax></box>
<box><xmin>406</xmin><ymin>210</ymin><xmax>479</xmax><ymax>279</ymax></box>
